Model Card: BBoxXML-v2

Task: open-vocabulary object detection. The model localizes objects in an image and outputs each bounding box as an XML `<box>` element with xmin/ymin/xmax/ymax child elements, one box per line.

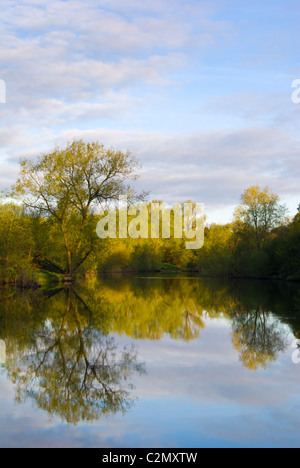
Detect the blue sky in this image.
<box><xmin>0</xmin><ymin>0</ymin><xmax>299</xmax><ymax>222</ymax></box>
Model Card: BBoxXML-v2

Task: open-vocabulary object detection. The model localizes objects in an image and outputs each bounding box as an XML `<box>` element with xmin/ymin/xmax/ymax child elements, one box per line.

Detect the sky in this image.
<box><xmin>0</xmin><ymin>0</ymin><xmax>299</xmax><ymax>223</ymax></box>
<box><xmin>0</xmin><ymin>319</ymin><xmax>299</xmax><ymax>447</ymax></box>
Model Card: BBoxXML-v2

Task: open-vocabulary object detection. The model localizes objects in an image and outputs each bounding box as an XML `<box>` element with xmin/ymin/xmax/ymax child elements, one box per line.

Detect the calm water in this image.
<box><xmin>0</xmin><ymin>275</ymin><xmax>299</xmax><ymax>448</ymax></box>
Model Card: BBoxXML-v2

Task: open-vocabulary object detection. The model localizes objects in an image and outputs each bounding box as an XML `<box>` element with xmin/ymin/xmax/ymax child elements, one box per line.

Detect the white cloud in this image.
<box><xmin>0</xmin><ymin>0</ymin><xmax>298</xmax><ymax>221</ymax></box>
<box><xmin>1</xmin><ymin>121</ymin><xmax>299</xmax><ymax>215</ymax></box>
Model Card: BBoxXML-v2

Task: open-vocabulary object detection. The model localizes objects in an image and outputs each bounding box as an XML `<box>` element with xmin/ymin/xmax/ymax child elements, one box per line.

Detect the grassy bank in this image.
<box><xmin>0</xmin><ymin>268</ymin><xmax>64</xmax><ymax>289</ymax></box>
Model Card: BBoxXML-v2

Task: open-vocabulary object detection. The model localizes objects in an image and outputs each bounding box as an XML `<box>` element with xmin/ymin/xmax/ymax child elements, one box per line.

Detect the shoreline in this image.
<box><xmin>1</xmin><ymin>268</ymin><xmax>299</xmax><ymax>290</ymax></box>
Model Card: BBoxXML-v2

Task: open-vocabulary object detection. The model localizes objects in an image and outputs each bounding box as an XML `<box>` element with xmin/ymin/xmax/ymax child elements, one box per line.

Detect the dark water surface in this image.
<box><xmin>0</xmin><ymin>275</ymin><xmax>299</xmax><ymax>448</ymax></box>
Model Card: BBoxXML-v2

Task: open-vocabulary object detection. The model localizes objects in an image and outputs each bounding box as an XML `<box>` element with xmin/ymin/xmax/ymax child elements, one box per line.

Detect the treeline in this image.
<box><xmin>194</xmin><ymin>186</ymin><xmax>300</xmax><ymax>281</ymax></box>
<box><xmin>194</xmin><ymin>211</ymin><xmax>300</xmax><ymax>280</ymax></box>
<box><xmin>0</xmin><ymin>140</ymin><xmax>299</xmax><ymax>285</ymax></box>
<box><xmin>0</xmin><ymin>192</ymin><xmax>299</xmax><ymax>285</ymax></box>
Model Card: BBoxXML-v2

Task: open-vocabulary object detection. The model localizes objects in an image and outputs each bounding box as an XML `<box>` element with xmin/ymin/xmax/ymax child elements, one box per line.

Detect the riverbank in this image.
<box><xmin>98</xmin><ymin>264</ymin><xmax>300</xmax><ymax>283</ymax></box>
<box><xmin>0</xmin><ymin>270</ymin><xmax>64</xmax><ymax>289</ymax></box>
<box><xmin>1</xmin><ymin>263</ymin><xmax>300</xmax><ymax>290</ymax></box>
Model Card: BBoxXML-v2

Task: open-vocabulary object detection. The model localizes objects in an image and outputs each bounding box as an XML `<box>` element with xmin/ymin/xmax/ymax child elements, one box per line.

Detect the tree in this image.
<box><xmin>0</xmin><ymin>203</ymin><xmax>35</xmax><ymax>284</ymax></box>
<box><xmin>195</xmin><ymin>223</ymin><xmax>233</xmax><ymax>275</ymax></box>
<box><xmin>294</xmin><ymin>204</ymin><xmax>300</xmax><ymax>223</ymax></box>
<box><xmin>234</xmin><ymin>185</ymin><xmax>287</xmax><ymax>249</ymax></box>
<box><xmin>11</xmin><ymin>140</ymin><xmax>143</xmax><ymax>278</ymax></box>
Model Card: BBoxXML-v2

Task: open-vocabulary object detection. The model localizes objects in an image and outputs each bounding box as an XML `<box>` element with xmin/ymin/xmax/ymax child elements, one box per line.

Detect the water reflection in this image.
<box><xmin>0</xmin><ymin>276</ymin><xmax>299</xmax><ymax>424</ymax></box>
<box><xmin>231</xmin><ymin>307</ymin><xmax>287</xmax><ymax>370</ymax></box>
<box><xmin>0</xmin><ymin>287</ymin><xmax>145</xmax><ymax>424</ymax></box>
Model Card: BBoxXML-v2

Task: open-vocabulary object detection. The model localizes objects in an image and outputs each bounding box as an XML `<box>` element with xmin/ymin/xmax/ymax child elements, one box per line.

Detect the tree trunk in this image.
<box><xmin>64</xmin><ymin>250</ymin><xmax>75</xmax><ymax>283</ymax></box>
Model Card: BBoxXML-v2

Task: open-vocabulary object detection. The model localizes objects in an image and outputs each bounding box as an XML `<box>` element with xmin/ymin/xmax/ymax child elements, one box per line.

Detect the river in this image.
<box><xmin>0</xmin><ymin>275</ymin><xmax>299</xmax><ymax>447</ymax></box>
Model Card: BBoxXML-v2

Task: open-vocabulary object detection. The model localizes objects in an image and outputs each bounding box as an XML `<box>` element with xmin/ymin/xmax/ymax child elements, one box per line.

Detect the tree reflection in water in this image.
<box><xmin>3</xmin><ymin>287</ymin><xmax>145</xmax><ymax>424</ymax></box>
<box><xmin>0</xmin><ymin>276</ymin><xmax>299</xmax><ymax>424</ymax></box>
<box><xmin>231</xmin><ymin>307</ymin><xmax>287</xmax><ymax>370</ymax></box>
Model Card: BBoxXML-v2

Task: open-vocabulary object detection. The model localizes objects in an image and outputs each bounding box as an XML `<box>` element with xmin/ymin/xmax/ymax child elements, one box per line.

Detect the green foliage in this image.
<box><xmin>0</xmin><ymin>159</ymin><xmax>299</xmax><ymax>284</ymax></box>
<box><xmin>34</xmin><ymin>270</ymin><xmax>63</xmax><ymax>286</ymax></box>
<box><xmin>101</xmin><ymin>243</ymin><xmax>132</xmax><ymax>272</ymax></box>
<box><xmin>268</xmin><ymin>216</ymin><xmax>300</xmax><ymax>278</ymax></box>
<box><xmin>234</xmin><ymin>185</ymin><xmax>287</xmax><ymax>249</ymax></box>
<box><xmin>0</xmin><ymin>203</ymin><xmax>35</xmax><ymax>286</ymax></box>
<box><xmin>195</xmin><ymin>224</ymin><xmax>233</xmax><ymax>276</ymax></box>
<box><xmin>10</xmin><ymin>139</ymin><xmax>143</xmax><ymax>276</ymax></box>
<box><xmin>128</xmin><ymin>242</ymin><xmax>162</xmax><ymax>272</ymax></box>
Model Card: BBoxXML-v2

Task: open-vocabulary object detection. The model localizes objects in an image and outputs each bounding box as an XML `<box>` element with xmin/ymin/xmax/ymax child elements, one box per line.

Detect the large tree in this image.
<box><xmin>234</xmin><ymin>185</ymin><xmax>287</xmax><ymax>249</ymax></box>
<box><xmin>11</xmin><ymin>139</ymin><xmax>143</xmax><ymax>278</ymax></box>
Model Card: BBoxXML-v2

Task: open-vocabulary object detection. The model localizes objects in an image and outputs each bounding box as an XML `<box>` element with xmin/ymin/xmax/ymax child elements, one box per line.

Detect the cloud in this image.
<box><xmin>0</xmin><ymin>0</ymin><xmax>298</xmax><ymax>221</ymax></box>
<box><xmin>1</xmin><ymin>122</ymin><xmax>298</xmax><ymax>215</ymax></box>
<box><xmin>0</xmin><ymin>0</ymin><xmax>232</xmax><ymax>117</ymax></box>
<box><xmin>47</xmin><ymin>125</ymin><xmax>300</xmax><ymax>207</ymax></box>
